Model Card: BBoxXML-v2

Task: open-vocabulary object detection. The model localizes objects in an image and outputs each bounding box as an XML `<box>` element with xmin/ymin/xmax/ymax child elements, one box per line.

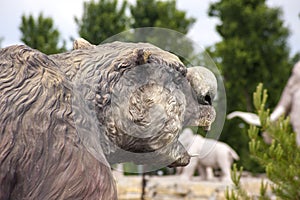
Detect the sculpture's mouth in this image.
<box><xmin>198</xmin><ymin>105</ymin><xmax>216</xmax><ymax>131</ymax></box>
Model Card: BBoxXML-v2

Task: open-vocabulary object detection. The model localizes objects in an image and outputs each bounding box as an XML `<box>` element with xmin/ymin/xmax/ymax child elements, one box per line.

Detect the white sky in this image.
<box><xmin>0</xmin><ymin>0</ymin><xmax>299</xmax><ymax>55</ymax></box>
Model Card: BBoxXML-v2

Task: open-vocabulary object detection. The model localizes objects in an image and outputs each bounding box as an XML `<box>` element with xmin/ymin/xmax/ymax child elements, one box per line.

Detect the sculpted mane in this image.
<box><xmin>0</xmin><ymin>45</ymin><xmax>73</xmax><ymax>148</ymax></box>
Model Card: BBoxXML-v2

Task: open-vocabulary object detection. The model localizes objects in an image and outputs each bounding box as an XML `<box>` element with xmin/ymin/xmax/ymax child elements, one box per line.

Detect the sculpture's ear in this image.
<box><xmin>113</xmin><ymin>48</ymin><xmax>152</xmax><ymax>70</ymax></box>
<box><xmin>133</xmin><ymin>48</ymin><xmax>152</xmax><ymax>65</ymax></box>
<box><xmin>73</xmin><ymin>38</ymin><xmax>94</xmax><ymax>50</ymax></box>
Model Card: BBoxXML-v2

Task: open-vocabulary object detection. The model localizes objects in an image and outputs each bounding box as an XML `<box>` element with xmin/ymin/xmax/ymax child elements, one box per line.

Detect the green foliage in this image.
<box><xmin>208</xmin><ymin>0</ymin><xmax>292</xmax><ymax>172</ymax></box>
<box><xmin>130</xmin><ymin>0</ymin><xmax>195</xmax><ymax>34</ymax></box>
<box><xmin>19</xmin><ymin>13</ymin><xmax>66</xmax><ymax>54</ymax></box>
<box><xmin>225</xmin><ymin>164</ymin><xmax>251</xmax><ymax>200</ymax></box>
<box><xmin>291</xmin><ymin>52</ymin><xmax>300</xmax><ymax>65</ymax></box>
<box><xmin>75</xmin><ymin>0</ymin><xmax>128</xmax><ymax>44</ymax></box>
<box><xmin>250</xmin><ymin>84</ymin><xmax>300</xmax><ymax>199</ymax></box>
<box><xmin>225</xmin><ymin>164</ymin><xmax>269</xmax><ymax>200</ymax></box>
<box><xmin>226</xmin><ymin>84</ymin><xmax>300</xmax><ymax>199</ymax></box>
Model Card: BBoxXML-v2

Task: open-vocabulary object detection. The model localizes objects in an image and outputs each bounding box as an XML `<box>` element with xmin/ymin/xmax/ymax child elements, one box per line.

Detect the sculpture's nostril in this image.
<box><xmin>197</xmin><ymin>94</ymin><xmax>212</xmax><ymax>105</ymax></box>
<box><xmin>204</xmin><ymin>94</ymin><xmax>212</xmax><ymax>105</ymax></box>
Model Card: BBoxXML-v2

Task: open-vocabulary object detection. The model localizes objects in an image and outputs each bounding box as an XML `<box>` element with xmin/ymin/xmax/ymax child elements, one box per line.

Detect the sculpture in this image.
<box><xmin>177</xmin><ymin>128</ymin><xmax>239</xmax><ymax>181</ymax></box>
<box><xmin>227</xmin><ymin>61</ymin><xmax>300</xmax><ymax>145</ymax></box>
<box><xmin>0</xmin><ymin>39</ymin><xmax>217</xmax><ymax>199</ymax></box>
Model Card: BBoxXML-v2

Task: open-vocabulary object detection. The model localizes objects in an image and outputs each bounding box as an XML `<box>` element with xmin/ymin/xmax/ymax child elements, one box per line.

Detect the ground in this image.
<box><xmin>114</xmin><ymin>173</ymin><xmax>274</xmax><ymax>200</ymax></box>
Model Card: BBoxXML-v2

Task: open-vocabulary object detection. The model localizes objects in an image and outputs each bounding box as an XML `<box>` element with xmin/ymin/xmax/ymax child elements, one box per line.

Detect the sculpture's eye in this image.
<box><xmin>204</xmin><ymin>94</ymin><xmax>212</xmax><ymax>105</ymax></box>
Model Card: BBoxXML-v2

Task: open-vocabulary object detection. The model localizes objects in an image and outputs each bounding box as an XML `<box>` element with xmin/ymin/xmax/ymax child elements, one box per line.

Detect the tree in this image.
<box><xmin>226</xmin><ymin>84</ymin><xmax>300</xmax><ymax>199</ymax></box>
<box><xmin>19</xmin><ymin>13</ymin><xmax>66</xmax><ymax>54</ymax></box>
<box><xmin>75</xmin><ymin>0</ymin><xmax>128</xmax><ymax>44</ymax></box>
<box><xmin>208</xmin><ymin>0</ymin><xmax>292</xmax><ymax>172</ymax></box>
<box><xmin>129</xmin><ymin>0</ymin><xmax>195</xmax><ymax>44</ymax></box>
<box><xmin>130</xmin><ymin>0</ymin><xmax>195</xmax><ymax>34</ymax></box>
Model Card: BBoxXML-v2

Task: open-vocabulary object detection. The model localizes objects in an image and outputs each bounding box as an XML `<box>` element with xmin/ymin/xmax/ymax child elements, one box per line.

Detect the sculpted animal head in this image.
<box><xmin>57</xmin><ymin>39</ymin><xmax>218</xmax><ymax>167</ymax></box>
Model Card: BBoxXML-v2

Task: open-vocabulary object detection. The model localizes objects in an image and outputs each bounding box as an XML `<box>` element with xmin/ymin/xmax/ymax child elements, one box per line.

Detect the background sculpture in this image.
<box><xmin>0</xmin><ymin>39</ymin><xmax>217</xmax><ymax>199</ymax></box>
<box><xmin>177</xmin><ymin>128</ymin><xmax>239</xmax><ymax>182</ymax></box>
<box><xmin>228</xmin><ymin>61</ymin><xmax>300</xmax><ymax>145</ymax></box>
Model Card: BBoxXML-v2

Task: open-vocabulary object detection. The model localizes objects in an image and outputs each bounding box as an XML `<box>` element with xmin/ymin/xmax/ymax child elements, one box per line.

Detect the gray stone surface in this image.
<box><xmin>116</xmin><ymin>175</ymin><xmax>273</xmax><ymax>200</ymax></box>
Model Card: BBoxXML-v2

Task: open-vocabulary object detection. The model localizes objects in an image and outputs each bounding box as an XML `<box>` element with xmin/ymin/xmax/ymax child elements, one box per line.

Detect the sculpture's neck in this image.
<box><xmin>50</xmin><ymin>47</ymin><xmax>120</xmax><ymax>125</ymax></box>
<box><xmin>49</xmin><ymin>50</ymin><xmax>115</xmax><ymax>161</ymax></box>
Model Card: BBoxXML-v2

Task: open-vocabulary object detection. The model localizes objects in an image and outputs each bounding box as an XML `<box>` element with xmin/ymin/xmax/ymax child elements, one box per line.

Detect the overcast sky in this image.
<box><xmin>1</xmin><ymin>0</ymin><xmax>299</xmax><ymax>55</ymax></box>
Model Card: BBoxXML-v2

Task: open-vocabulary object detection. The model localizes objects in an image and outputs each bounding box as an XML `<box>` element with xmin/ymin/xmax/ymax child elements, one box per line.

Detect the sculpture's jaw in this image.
<box><xmin>167</xmin><ymin>150</ymin><xmax>190</xmax><ymax>167</ymax></box>
<box><xmin>105</xmin><ymin>139</ymin><xmax>191</xmax><ymax>168</ymax></box>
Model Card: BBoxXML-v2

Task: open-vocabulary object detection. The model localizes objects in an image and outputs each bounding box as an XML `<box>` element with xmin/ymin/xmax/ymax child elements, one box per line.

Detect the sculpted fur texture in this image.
<box><xmin>0</xmin><ymin>39</ymin><xmax>217</xmax><ymax>199</ymax></box>
<box><xmin>0</xmin><ymin>45</ymin><xmax>116</xmax><ymax>199</ymax></box>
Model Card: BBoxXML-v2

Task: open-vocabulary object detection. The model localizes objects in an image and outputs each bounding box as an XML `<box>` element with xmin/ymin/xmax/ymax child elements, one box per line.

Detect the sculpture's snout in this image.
<box><xmin>186</xmin><ymin>66</ymin><xmax>217</xmax><ymax>130</ymax></box>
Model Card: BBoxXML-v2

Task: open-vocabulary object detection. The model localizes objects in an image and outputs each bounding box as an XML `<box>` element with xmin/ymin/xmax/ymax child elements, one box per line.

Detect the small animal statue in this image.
<box><xmin>178</xmin><ymin>128</ymin><xmax>239</xmax><ymax>181</ymax></box>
